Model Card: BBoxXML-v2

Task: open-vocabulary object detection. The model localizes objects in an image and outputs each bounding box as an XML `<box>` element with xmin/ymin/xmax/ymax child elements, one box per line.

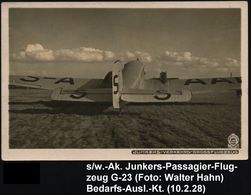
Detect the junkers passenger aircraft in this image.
<box><xmin>10</xmin><ymin>59</ymin><xmax>241</xmax><ymax>109</ymax></box>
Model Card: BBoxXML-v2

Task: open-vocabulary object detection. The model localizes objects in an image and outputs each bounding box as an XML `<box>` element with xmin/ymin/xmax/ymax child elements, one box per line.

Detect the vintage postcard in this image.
<box><xmin>1</xmin><ymin>2</ymin><xmax>248</xmax><ymax>160</ymax></box>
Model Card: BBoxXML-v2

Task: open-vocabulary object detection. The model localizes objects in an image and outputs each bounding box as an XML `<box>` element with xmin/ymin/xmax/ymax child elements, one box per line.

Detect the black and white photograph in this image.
<box><xmin>1</xmin><ymin>2</ymin><xmax>248</xmax><ymax>160</ymax></box>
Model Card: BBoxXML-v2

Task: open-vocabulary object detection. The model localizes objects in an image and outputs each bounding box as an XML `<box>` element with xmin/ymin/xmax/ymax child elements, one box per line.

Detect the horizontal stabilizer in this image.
<box><xmin>51</xmin><ymin>88</ymin><xmax>112</xmax><ymax>102</ymax></box>
<box><xmin>121</xmin><ymin>89</ymin><xmax>192</xmax><ymax>103</ymax></box>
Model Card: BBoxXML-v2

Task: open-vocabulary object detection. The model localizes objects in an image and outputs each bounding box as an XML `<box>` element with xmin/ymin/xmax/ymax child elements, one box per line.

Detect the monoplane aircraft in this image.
<box><xmin>10</xmin><ymin>59</ymin><xmax>241</xmax><ymax>109</ymax></box>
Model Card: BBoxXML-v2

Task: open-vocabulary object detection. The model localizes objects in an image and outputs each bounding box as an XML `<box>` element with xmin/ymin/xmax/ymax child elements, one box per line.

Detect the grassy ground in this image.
<box><xmin>9</xmin><ymin>88</ymin><xmax>240</xmax><ymax>148</ymax></box>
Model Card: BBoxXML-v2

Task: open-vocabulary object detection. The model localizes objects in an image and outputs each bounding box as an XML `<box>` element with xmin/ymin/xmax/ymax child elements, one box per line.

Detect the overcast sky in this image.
<box><xmin>9</xmin><ymin>8</ymin><xmax>241</xmax><ymax>78</ymax></box>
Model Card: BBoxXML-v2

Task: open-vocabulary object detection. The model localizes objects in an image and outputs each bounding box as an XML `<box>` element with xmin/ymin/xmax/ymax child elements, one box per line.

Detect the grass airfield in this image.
<box><xmin>9</xmin><ymin>88</ymin><xmax>240</xmax><ymax>149</ymax></box>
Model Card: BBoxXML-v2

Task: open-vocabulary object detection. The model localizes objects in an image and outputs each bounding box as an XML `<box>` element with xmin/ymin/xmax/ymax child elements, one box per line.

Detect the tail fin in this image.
<box><xmin>112</xmin><ymin>60</ymin><xmax>123</xmax><ymax>108</ymax></box>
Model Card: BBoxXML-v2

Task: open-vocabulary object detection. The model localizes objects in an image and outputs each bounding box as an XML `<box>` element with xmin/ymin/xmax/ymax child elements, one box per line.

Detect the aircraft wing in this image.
<box><xmin>51</xmin><ymin>88</ymin><xmax>112</xmax><ymax>102</ymax></box>
<box><xmin>9</xmin><ymin>75</ymin><xmax>104</xmax><ymax>90</ymax></box>
<box><xmin>10</xmin><ymin>75</ymin><xmax>113</xmax><ymax>103</ymax></box>
<box><xmin>121</xmin><ymin>88</ymin><xmax>192</xmax><ymax>103</ymax></box>
<box><xmin>10</xmin><ymin>76</ymin><xmax>46</xmax><ymax>89</ymax></box>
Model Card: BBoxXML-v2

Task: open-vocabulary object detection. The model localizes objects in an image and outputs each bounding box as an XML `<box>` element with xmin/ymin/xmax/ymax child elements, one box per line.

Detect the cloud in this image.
<box><xmin>104</xmin><ymin>51</ymin><xmax>116</xmax><ymax>61</ymax></box>
<box><xmin>120</xmin><ymin>50</ymin><xmax>152</xmax><ymax>63</ymax></box>
<box><xmin>143</xmin><ymin>50</ymin><xmax>240</xmax><ymax>78</ymax></box>
<box><xmin>54</xmin><ymin>47</ymin><xmax>105</xmax><ymax>62</ymax></box>
<box><xmin>25</xmin><ymin>43</ymin><xmax>44</xmax><ymax>52</ymax></box>
<box><xmin>158</xmin><ymin>50</ymin><xmax>240</xmax><ymax>73</ymax></box>
<box><xmin>223</xmin><ymin>57</ymin><xmax>239</xmax><ymax>68</ymax></box>
<box><xmin>12</xmin><ymin>44</ymin><xmax>55</xmax><ymax>61</ymax></box>
<box><xmin>12</xmin><ymin>43</ymin><xmax>116</xmax><ymax>62</ymax></box>
<box><xmin>11</xmin><ymin>44</ymin><xmax>240</xmax><ymax>77</ymax></box>
<box><xmin>26</xmin><ymin>49</ymin><xmax>55</xmax><ymax>61</ymax></box>
<box><xmin>12</xmin><ymin>44</ymin><xmax>152</xmax><ymax>65</ymax></box>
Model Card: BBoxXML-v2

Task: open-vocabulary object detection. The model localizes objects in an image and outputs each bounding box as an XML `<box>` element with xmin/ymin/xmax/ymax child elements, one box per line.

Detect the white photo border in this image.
<box><xmin>1</xmin><ymin>1</ymin><xmax>248</xmax><ymax>160</ymax></box>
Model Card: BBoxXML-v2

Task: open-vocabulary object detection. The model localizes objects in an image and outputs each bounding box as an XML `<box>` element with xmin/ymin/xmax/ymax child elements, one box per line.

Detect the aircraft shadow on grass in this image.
<box><xmin>9</xmin><ymin>100</ymin><xmax>226</xmax><ymax>116</ymax></box>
